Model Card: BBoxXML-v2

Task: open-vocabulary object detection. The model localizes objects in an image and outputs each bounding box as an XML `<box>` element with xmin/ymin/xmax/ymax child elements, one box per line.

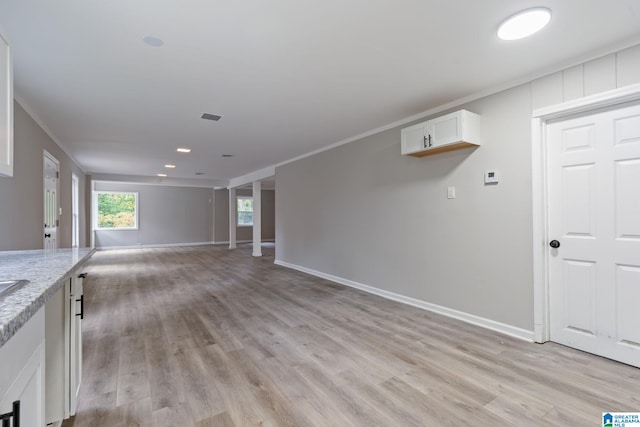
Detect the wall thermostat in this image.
<box><xmin>484</xmin><ymin>170</ymin><xmax>500</xmax><ymax>184</ymax></box>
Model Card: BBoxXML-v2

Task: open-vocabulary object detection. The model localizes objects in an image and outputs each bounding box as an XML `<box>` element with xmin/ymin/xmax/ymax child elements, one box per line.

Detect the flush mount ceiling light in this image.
<box><xmin>176</xmin><ymin>148</ymin><xmax>191</xmax><ymax>153</ymax></box>
<box><xmin>142</xmin><ymin>35</ymin><xmax>164</xmax><ymax>47</ymax></box>
<box><xmin>201</xmin><ymin>113</ymin><xmax>222</xmax><ymax>121</ymax></box>
<box><xmin>497</xmin><ymin>7</ymin><xmax>551</xmax><ymax>41</ymax></box>
<box><xmin>164</xmin><ymin>164</ymin><xmax>176</xmax><ymax>169</ymax></box>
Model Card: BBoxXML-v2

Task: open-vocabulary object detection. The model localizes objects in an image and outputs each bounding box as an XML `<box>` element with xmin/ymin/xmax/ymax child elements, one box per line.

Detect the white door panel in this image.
<box><xmin>616</xmin><ymin>159</ymin><xmax>640</xmax><ymax>238</ymax></box>
<box><xmin>617</xmin><ymin>265</ymin><xmax>640</xmax><ymax>344</ymax></box>
<box><xmin>548</xmin><ymin>102</ymin><xmax>640</xmax><ymax>368</ymax></box>
<box><xmin>44</xmin><ymin>153</ymin><xmax>59</xmax><ymax>249</ymax></box>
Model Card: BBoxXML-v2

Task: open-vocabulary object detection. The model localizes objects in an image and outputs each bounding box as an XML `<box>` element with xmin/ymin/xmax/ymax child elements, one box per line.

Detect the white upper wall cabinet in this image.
<box><xmin>401</xmin><ymin>110</ymin><xmax>481</xmax><ymax>157</ymax></box>
<box><xmin>0</xmin><ymin>26</ymin><xmax>13</xmax><ymax>177</ymax></box>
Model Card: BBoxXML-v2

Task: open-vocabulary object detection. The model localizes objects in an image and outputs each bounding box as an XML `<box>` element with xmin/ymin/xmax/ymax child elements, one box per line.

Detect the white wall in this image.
<box><xmin>93</xmin><ymin>181</ymin><xmax>214</xmax><ymax>248</ymax></box>
<box><xmin>275</xmin><ymin>43</ymin><xmax>640</xmax><ymax>334</ymax></box>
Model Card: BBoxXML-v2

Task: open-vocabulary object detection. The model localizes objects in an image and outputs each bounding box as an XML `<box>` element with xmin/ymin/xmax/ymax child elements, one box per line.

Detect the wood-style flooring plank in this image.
<box><xmin>62</xmin><ymin>244</ymin><xmax>640</xmax><ymax>427</ymax></box>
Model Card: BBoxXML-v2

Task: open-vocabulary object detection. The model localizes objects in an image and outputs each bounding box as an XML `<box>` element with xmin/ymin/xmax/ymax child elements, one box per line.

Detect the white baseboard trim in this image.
<box><xmin>213</xmin><ymin>239</ymin><xmax>276</xmax><ymax>245</ymax></box>
<box><xmin>97</xmin><ymin>241</ymin><xmax>214</xmax><ymax>250</ymax></box>
<box><xmin>274</xmin><ymin>259</ymin><xmax>534</xmax><ymax>342</ymax></box>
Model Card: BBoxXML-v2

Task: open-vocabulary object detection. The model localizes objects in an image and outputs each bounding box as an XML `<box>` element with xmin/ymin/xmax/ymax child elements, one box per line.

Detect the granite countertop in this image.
<box><xmin>0</xmin><ymin>247</ymin><xmax>95</xmax><ymax>348</ymax></box>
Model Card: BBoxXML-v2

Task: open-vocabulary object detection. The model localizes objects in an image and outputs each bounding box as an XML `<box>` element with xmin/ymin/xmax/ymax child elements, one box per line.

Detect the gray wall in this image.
<box><xmin>214</xmin><ymin>188</ymin><xmax>230</xmax><ymax>242</ymax></box>
<box><xmin>93</xmin><ymin>181</ymin><xmax>213</xmax><ymax>248</ymax></box>
<box><xmin>0</xmin><ymin>101</ymin><xmax>87</xmax><ymax>251</ymax></box>
<box><xmin>275</xmin><ymin>44</ymin><xmax>640</xmax><ymax>332</ymax></box>
<box><xmin>261</xmin><ymin>189</ymin><xmax>276</xmax><ymax>240</ymax></box>
<box><xmin>213</xmin><ymin>188</ymin><xmax>276</xmax><ymax>243</ymax></box>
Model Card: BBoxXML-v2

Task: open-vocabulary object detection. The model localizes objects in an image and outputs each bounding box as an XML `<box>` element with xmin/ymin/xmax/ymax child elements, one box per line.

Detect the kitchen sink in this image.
<box><xmin>0</xmin><ymin>280</ymin><xmax>29</xmax><ymax>298</ymax></box>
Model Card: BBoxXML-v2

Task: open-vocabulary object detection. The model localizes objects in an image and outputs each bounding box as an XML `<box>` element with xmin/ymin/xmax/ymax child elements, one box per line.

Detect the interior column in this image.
<box><xmin>252</xmin><ymin>180</ymin><xmax>262</xmax><ymax>257</ymax></box>
<box><xmin>228</xmin><ymin>187</ymin><xmax>236</xmax><ymax>249</ymax></box>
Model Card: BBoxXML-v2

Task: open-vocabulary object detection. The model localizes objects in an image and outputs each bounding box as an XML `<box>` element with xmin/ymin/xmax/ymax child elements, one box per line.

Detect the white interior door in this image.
<box><xmin>44</xmin><ymin>152</ymin><xmax>59</xmax><ymax>249</ymax></box>
<box><xmin>547</xmin><ymin>102</ymin><xmax>640</xmax><ymax>368</ymax></box>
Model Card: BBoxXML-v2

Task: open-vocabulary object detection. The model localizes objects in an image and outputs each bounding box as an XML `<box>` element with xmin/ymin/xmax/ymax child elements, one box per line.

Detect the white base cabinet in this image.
<box><xmin>45</xmin><ymin>272</ymin><xmax>85</xmax><ymax>424</ymax></box>
<box><xmin>401</xmin><ymin>109</ymin><xmax>481</xmax><ymax>157</ymax></box>
<box><xmin>0</xmin><ymin>309</ymin><xmax>45</xmax><ymax>427</ymax></box>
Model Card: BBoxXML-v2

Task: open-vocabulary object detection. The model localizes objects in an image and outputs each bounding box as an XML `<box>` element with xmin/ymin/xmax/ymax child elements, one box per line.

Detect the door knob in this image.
<box><xmin>549</xmin><ymin>240</ymin><xmax>560</xmax><ymax>248</ymax></box>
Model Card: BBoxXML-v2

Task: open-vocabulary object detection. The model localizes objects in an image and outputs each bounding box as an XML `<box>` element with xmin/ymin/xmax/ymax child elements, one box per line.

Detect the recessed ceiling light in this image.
<box><xmin>164</xmin><ymin>164</ymin><xmax>176</xmax><ymax>169</ymax></box>
<box><xmin>176</xmin><ymin>148</ymin><xmax>191</xmax><ymax>153</ymax></box>
<box><xmin>221</xmin><ymin>154</ymin><xmax>233</xmax><ymax>158</ymax></box>
<box><xmin>157</xmin><ymin>173</ymin><xmax>167</xmax><ymax>177</ymax></box>
<box><xmin>201</xmin><ymin>113</ymin><xmax>222</xmax><ymax>121</ymax></box>
<box><xmin>497</xmin><ymin>7</ymin><xmax>551</xmax><ymax>41</ymax></box>
<box><xmin>142</xmin><ymin>35</ymin><xmax>164</xmax><ymax>47</ymax></box>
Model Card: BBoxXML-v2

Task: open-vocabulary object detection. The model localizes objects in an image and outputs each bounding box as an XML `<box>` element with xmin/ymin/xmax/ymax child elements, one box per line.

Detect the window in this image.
<box><xmin>95</xmin><ymin>191</ymin><xmax>138</xmax><ymax>230</ymax></box>
<box><xmin>237</xmin><ymin>196</ymin><xmax>253</xmax><ymax>226</ymax></box>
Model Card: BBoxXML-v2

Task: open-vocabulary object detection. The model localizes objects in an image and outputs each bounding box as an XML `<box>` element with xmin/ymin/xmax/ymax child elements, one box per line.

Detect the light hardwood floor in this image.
<box><xmin>62</xmin><ymin>244</ymin><xmax>639</xmax><ymax>427</ymax></box>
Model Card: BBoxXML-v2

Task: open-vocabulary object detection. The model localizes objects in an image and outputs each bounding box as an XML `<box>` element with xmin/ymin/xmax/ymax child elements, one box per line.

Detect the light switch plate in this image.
<box><xmin>447</xmin><ymin>186</ymin><xmax>456</xmax><ymax>199</ymax></box>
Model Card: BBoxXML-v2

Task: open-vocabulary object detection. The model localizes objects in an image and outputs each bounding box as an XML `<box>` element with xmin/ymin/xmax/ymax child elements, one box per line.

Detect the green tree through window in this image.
<box><xmin>237</xmin><ymin>196</ymin><xmax>253</xmax><ymax>226</ymax></box>
<box><xmin>97</xmin><ymin>192</ymin><xmax>137</xmax><ymax>229</ymax></box>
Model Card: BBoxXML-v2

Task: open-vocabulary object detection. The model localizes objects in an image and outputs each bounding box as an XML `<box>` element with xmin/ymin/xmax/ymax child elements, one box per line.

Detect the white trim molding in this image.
<box><xmin>531</xmin><ymin>82</ymin><xmax>640</xmax><ymax>343</ymax></box>
<box><xmin>274</xmin><ymin>259</ymin><xmax>534</xmax><ymax>342</ymax></box>
<box><xmin>213</xmin><ymin>239</ymin><xmax>275</xmax><ymax>245</ymax></box>
<box><xmin>533</xmin><ymin>82</ymin><xmax>640</xmax><ymax>120</ymax></box>
<box><xmin>91</xmin><ymin>174</ymin><xmax>227</xmax><ymax>189</ymax></box>
<box><xmin>96</xmin><ymin>241</ymin><xmax>214</xmax><ymax>250</ymax></box>
<box><xmin>228</xmin><ymin>166</ymin><xmax>275</xmax><ymax>189</ymax></box>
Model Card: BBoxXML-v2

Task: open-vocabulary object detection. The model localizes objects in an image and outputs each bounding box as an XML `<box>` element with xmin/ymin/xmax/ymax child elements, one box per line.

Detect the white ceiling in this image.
<box><xmin>1</xmin><ymin>0</ymin><xmax>640</xmax><ymax>184</ymax></box>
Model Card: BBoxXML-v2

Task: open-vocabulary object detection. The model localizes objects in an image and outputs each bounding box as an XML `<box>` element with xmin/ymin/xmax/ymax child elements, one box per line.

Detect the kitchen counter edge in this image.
<box><xmin>0</xmin><ymin>248</ymin><xmax>95</xmax><ymax>348</ymax></box>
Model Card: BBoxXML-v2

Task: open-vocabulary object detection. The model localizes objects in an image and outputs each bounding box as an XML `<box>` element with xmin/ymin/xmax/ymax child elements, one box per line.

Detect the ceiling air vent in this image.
<box><xmin>201</xmin><ymin>113</ymin><xmax>222</xmax><ymax>121</ymax></box>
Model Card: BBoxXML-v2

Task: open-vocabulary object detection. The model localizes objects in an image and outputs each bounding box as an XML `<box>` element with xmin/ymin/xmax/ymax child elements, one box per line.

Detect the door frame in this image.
<box><xmin>531</xmin><ymin>82</ymin><xmax>640</xmax><ymax>343</ymax></box>
<box><xmin>43</xmin><ymin>150</ymin><xmax>60</xmax><ymax>249</ymax></box>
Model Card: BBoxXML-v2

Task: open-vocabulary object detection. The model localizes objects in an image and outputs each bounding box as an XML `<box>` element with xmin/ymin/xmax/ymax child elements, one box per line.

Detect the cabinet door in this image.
<box><xmin>45</xmin><ymin>285</ymin><xmax>67</xmax><ymax>423</ymax></box>
<box><xmin>401</xmin><ymin>121</ymin><xmax>428</xmax><ymax>154</ymax></box>
<box><xmin>0</xmin><ymin>309</ymin><xmax>45</xmax><ymax>427</ymax></box>
<box><xmin>69</xmin><ymin>274</ymin><xmax>84</xmax><ymax>416</ymax></box>
<box><xmin>0</xmin><ymin>28</ymin><xmax>12</xmax><ymax>177</ymax></box>
<box><xmin>430</xmin><ymin>111</ymin><xmax>462</xmax><ymax>148</ymax></box>
<box><xmin>0</xmin><ymin>342</ymin><xmax>45</xmax><ymax>427</ymax></box>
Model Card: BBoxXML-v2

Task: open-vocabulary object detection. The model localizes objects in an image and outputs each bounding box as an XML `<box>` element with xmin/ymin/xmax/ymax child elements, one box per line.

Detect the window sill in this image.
<box><xmin>95</xmin><ymin>227</ymin><xmax>139</xmax><ymax>231</ymax></box>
